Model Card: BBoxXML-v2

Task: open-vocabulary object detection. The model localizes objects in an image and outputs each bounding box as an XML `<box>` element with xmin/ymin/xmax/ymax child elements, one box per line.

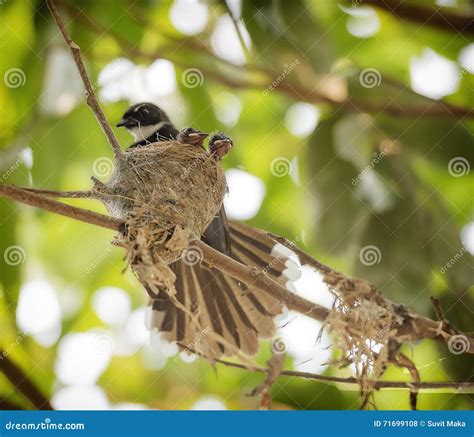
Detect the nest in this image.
<box><xmin>92</xmin><ymin>141</ymin><xmax>226</xmax><ymax>293</ymax></box>
<box><xmin>324</xmin><ymin>277</ymin><xmax>406</xmax><ymax>405</ymax></box>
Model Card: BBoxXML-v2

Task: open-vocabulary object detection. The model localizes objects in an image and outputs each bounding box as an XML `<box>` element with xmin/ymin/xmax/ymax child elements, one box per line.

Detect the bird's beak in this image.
<box><xmin>213</xmin><ymin>139</ymin><xmax>231</xmax><ymax>148</ymax></box>
<box><xmin>116</xmin><ymin>118</ymin><xmax>135</xmax><ymax>128</ymax></box>
<box><xmin>189</xmin><ymin>132</ymin><xmax>209</xmax><ymax>141</ymax></box>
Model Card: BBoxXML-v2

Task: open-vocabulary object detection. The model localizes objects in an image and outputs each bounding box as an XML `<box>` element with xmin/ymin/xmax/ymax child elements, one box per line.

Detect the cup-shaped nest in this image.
<box><xmin>94</xmin><ymin>141</ymin><xmax>227</xmax><ymax>264</ymax></box>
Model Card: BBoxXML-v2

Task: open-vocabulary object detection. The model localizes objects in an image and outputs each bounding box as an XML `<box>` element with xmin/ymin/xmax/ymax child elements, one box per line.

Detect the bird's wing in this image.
<box><xmin>201</xmin><ymin>207</ymin><xmax>231</xmax><ymax>255</ymax></box>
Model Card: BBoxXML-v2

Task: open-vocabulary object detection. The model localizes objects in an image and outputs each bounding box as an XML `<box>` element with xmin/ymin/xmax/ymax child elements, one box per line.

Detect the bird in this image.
<box><xmin>209</xmin><ymin>133</ymin><xmax>234</xmax><ymax>160</ymax></box>
<box><xmin>176</xmin><ymin>127</ymin><xmax>209</xmax><ymax>149</ymax></box>
<box><xmin>116</xmin><ymin>102</ymin><xmax>179</xmax><ymax>148</ymax></box>
<box><xmin>116</xmin><ymin>103</ymin><xmax>296</xmax><ymax>359</ymax></box>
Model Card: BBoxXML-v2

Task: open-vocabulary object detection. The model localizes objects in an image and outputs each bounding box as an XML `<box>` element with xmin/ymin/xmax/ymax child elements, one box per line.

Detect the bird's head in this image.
<box><xmin>116</xmin><ymin>102</ymin><xmax>171</xmax><ymax>141</ymax></box>
<box><xmin>209</xmin><ymin>133</ymin><xmax>233</xmax><ymax>160</ymax></box>
<box><xmin>177</xmin><ymin>127</ymin><xmax>209</xmax><ymax>147</ymax></box>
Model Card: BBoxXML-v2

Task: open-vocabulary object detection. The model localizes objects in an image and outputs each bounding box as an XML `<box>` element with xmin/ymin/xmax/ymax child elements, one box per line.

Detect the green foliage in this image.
<box><xmin>0</xmin><ymin>0</ymin><xmax>472</xmax><ymax>410</ymax></box>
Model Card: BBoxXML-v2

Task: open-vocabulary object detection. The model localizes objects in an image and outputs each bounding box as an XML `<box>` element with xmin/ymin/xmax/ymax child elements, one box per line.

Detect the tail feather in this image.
<box><xmin>146</xmin><ymin>220</ymin><xmax>302</xmax><ymax>359</ymax></box>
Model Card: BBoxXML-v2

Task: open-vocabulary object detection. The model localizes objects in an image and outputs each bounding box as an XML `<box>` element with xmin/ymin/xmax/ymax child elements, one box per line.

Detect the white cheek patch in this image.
<box><xmin>129</xmin><ymin>122</ymin><xmax>167</xmax><ymax>142</ymax></box>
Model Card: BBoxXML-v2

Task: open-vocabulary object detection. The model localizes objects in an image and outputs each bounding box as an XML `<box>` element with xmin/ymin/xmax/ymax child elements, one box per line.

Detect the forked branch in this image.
<box><xmin>47</xmin><ymin>0</ymin><xmax>125</xmax><ymax>163</ymax></box>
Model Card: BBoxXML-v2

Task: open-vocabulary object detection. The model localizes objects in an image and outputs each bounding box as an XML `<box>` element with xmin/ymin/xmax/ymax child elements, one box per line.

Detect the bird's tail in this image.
<box><xmin>145</xmin><ymin>221</ymin><xmax>302</xmax><ymax>359</ymax></box>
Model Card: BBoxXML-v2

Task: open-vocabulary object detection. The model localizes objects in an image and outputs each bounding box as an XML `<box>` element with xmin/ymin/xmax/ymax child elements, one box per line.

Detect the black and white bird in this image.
<box><xmin>116</xmin><ymin>103</ymin><xmax>297</xmax><ymax>359</ymax></box>
<box><xmin>116</xmin><ymin>102</ymin><xmax>179</xmax><ymax>148</ymax></box>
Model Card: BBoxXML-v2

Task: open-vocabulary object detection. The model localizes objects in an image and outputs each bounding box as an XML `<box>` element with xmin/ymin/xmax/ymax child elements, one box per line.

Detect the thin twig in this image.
<box><xmin>214</xmin><ymin>358</ymin><xmax>474</xmax><ymax>391</ymax></box>
<box><xmin>46</xmin><ymin>0</ymin><xmax>125</xmax><ymax>163</ymax></box>
<box><xmin>390</xmin><ymin>353</ymin><xmax>420</xmax><ymax>410</ymax></box>
<box><xmin>0</xmin><ymin>351</ymin><xmax>52</xmax><ymax>410</ymax></box>
<box><xmin>221</xmin><ymin>0</ymin><xmax>252</xmax><ymax>63</ymax></box>
<box><xmin>20</xmin><ymin>187</ymin><xmax>95</xmax><ymax>199</ymax></box>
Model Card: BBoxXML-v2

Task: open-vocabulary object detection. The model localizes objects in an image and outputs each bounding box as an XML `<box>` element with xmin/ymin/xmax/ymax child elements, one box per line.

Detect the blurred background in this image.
<box><xmin>0</xmin><ymin>0</ymin><xmax>473</xmax><ymax>410</ymax></box>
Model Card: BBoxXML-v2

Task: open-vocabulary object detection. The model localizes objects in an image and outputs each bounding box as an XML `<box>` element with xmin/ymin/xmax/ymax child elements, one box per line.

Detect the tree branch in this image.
<box><xmin>214</xmin><ymin>358</ymin><xmax>474</xmax><ymax>391</ymax></box>
<box><xmin>0</xmin><ymin>399</ymin><xmax>25</xmax><ymax>410</ymax></box>
<box><xmin>1</xmin><ymin>183</ymin><xmax>473</xmax><ymax>355</ymax></box>
<box><xmin>0</xmin><ymin>184</ymin><xmax>120</xmax><ymax>231</ymax></box>
<box><xmin>197</xmin><ymin>241</ymin><xmax>330</xmax><ymax>322</ymax></box>
<box><xmin>361</xmin><ymin>0</ymin><xmax>474</xmax><ymax>35</ymax></box>
<box><xmin>59</xmin><ymin>1</ymin><xmax>473</xmax><ymax>120</ymax></box>
<box><xmin>0</xmin><ymin>351</ymin><xmax>52</xmax><ymax>410</ymax></box>
<box><xmin>0</xmin><ymin>184</ymin><xmax>328</xmax><ymax>324</ymax></box>
<box><xmin>46</xmin><ymin>0</ymin><xmax>125</xmax><ymax>164</ymax></box>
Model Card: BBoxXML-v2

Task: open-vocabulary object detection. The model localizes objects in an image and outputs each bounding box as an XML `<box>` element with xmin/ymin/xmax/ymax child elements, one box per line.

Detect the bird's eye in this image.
<box><xmin>141</xmin><ymin>108</ymin><xmax>149</xmax><ymax>115</ymax></box>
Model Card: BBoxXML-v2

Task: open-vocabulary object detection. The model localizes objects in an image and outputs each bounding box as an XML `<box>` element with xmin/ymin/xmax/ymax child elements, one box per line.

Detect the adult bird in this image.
<box><xmin>116</xmin><ymin>103</ymin><xmax>295</xmax><ymax>359</ymax></box>
<box><xmin>116</xmin><ymin>102</ymin><xmax>179</xmax><ymax>148</ymax></box>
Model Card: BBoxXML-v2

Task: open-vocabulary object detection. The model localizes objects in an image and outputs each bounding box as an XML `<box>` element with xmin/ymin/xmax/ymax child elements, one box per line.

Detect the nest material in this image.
<box><xmin>93</xmin><ymin>141</ymin><xmax>226</xmax><ymax>295</ymax></box>
<box><xmin>94</xmin><ymin>141</ymin><xmax>226</xmax><ymax>262</ymax></box>
<box><xmin>324</xmin><ymin>277</ymin><xmax>405</xmax><ymax>404</ymax></box>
